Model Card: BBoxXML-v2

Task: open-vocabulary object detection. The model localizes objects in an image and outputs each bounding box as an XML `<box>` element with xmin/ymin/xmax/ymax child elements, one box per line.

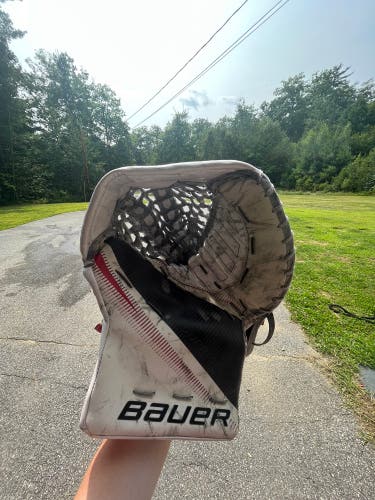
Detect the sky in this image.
<box><xmin>4</xmin><ymin>0</ymin><xmax>375</xmax><ymax>129</ymax></box>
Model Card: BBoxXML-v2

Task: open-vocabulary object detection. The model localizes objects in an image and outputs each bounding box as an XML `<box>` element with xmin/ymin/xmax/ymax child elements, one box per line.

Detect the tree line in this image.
<box><xmin>0</xmin><ymin>3</ymin><xmax>374</xmax><ymax>205</ymax></box>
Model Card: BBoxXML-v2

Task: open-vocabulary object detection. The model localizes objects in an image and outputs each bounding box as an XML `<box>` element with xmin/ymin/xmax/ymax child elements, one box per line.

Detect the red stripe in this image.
<box><xmin>94</xmin><ymin>253</ymin><xmax>135</xmax><ymax>309</ymax></box>
<box><xmin>94</xmin><ymin>250</ymin><xmax>211</xmax><ymax>401</ymax></box>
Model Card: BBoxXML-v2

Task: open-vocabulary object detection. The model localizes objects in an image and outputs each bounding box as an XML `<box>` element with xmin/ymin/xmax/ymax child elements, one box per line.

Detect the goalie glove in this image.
<box><xmin>80</xmin><ymin>160</ymin><xmax>294</xmax><ymax>440</ymax></box>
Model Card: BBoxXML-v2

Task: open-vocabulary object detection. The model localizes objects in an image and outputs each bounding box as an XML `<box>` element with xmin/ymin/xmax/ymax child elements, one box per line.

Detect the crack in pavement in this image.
<box><xmin>243</xmin><ymin>415</ymin><xmax>351</xmax><ymax>425</ymax></box>
<box><xmin>0</xmin><ymin>372</ymin><xmax>87</xmax><ymax>391</ymax></box>
<box><xmin>0</xmin><ymin>336</ymin><xmax>97</xmax><ymax>348</ymax></box>
<box><xmin>0</xmin><ymin>372</ymin><xmax>37</xmax><ymax>382</ymax></box>
<box><xmin>252</xmin><ymin>353</ymin><xmax>319</xmax><ymax>362</ymax></box>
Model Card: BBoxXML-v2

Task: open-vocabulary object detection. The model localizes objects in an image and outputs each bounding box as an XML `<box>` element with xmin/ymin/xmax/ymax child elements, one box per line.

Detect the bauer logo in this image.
<box><xmin>118</xmin><ymin>401</ymin><xmax>230</xmax><ymax>426</ymax></box>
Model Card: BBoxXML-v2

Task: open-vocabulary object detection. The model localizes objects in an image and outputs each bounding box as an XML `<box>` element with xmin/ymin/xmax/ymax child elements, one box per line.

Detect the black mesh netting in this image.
<box><xmin>112</xmin><ymin>182</ymin><xmax>214</xmax><ymax>265</ymax></box>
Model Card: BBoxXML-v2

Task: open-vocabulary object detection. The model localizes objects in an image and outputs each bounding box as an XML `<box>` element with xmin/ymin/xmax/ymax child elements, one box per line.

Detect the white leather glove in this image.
<box><xmin>79</xmin><ymin>160</ymin><xmax>294</xmax><ymax>440</ymax></box>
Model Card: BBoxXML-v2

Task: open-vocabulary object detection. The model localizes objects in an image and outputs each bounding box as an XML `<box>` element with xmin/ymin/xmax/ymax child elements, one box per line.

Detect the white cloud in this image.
<box><xmin>179</xmin><ymin>90</ymin><xmax>214</xmax><ymax>110</ymax></box>
<box><xmin>221</xmin><ymin>95</ymin><xmax>241</xmax><ymax>106</ymax></box>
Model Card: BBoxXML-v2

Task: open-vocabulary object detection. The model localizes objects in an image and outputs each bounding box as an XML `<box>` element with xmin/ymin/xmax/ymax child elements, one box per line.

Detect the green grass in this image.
<box><xmin>0</xmin><ymin>202</ymin><xmax>88</xmax><ymax>230</ymax></box>
<box><xmin>281</xmin><ymin>193</ymin><xmax>375</xmax><ymax>436</ymax></box>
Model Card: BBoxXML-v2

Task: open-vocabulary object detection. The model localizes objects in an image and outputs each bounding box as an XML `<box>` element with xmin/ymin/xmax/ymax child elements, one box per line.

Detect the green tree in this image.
<box><xmin>248</xmin><ymin>118</ymin><xmax>293</xmax><ymax>186</ymax></box>
<box><xmin>347</xmin><ymin>81</ymin><xmax>375</xmax><ymax>134</ymax></box>
<box><xmin>231</xmin><ymin>102</ymin><xmax>258</xmax><ymax>160</ymax></box>
<box><xmin>230</xmin><ymin>104</ymin><xmax>293</xmax><ymax>185</ymax></box>
<box><xmin>261</xmin><ymin>74</ymin><xmax>308</xmax><ymax>141</ymax></box>
<box><xmin>349</xmin><ymin>85</ymin><xmax>375</xmax><ymax>156</ymax></box>
<box><xmin>90</xmin><ymin>83</ymin><xmax>133</xmax><ymax>169</ymax></box>
<box><xmin>0</xmin><ymin>2</ymin><xmax>29</xmax><ymax>203</ymax></box>
<box><xmin>27</xmin><ymin>51</ymin><xmax>95</xmax><ymax>199</ymax></box>
<box><xmin>131</xmin><ymin>125</ymin><xmax>163</xmax><ymax>165</ymax></box>
<box><xmin>190</xmin><ymin>118</ymin><xmax>212</xmax><ymax>160</ymax></box>
<box><xmin>158</xmin><ymin>112</ymin><xmax>194</xmax><ymax>163</ymax></box>
<box><xmin>350</xmin><ymin>126</ymin><xmax>375</xmax><ymax>157</ymax></box>
<box><xmin>334</xmin><ymin>148</ymin><xmax>375</xmax><ymax>192</ymax></box>
<box><xmin>27</xmin><ymin>50</ymin><xmax>133</xmax><ymax>200</ymax></box>
<box><xmin>293</xmin><ymin>123</ymin><xmax>352</xmax><ymax>190</ymax></box>
<box><xmin>307</xmin><ymin>65</ymin><xmax>356</xmax><ymax>127</ymax></box>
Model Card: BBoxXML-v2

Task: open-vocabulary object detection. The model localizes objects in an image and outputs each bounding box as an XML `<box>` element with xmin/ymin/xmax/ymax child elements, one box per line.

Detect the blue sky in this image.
<box><xmin>4</xmin><ymin>0</ymin><xmax>375</xmax><ymax>128</ymax></box>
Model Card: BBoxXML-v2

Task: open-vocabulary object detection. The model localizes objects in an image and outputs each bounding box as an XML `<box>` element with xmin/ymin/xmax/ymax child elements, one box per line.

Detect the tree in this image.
<box><xmin>231</xmin><ymin>102</ymin><xmax>258</xmax><ymax>160</ymax></box>
<box><xmin>90</xmin><ymin>83</ymin><xmax>133</xmax><ymax>169</ymax></box>
<box><xmin>261</xmin><ymin>74</ymin><xmax>308</xmax><ymax>142</ymax></box>
<box><xmin>158</xmin><ymin>112</ymin><xmax>194</xmax><ymax>163</ymax></box>
<box><xmin>348</xmin><ymin>85</ymin><xmax>375</xmax><ymax>156</ymax></box>
<box><xmin>0</xmin><ymin>2</ymin><xmax>28</xmax><ymax>203</ymax></box>
<box><xmin>247</xmin><ymin>118</ymin><xmax>293</xmax><ymax>186</ymax></box>
<box><xmin>27</xmin><ymin>51</ymin><xmax>94</xmax><ymax>199</ymax></box>
<box><xmin>334</xmin><ymin>149</ymin><xmax>375</xmax><ymax>192</ymax></box>
<box><xmin>307</xmin><ymin>65</ymin><xmax>356</xmax><ymax>127</ymax></box>
<box><xmin>27</xmin><ymin>50</ymin><xmax>133</xmax><ymax>200</ymax></box>
<box><xmin>190</xmin><ymin>118</ymin><xmax>212</xmax><ymax>160</ymax></box>
<box><xmin>293</xmin><ymin>123</ymin><xmax>352</xmax><ymax>190</ymax></box>
<box><xmin>350</xmin><ymin>126</ymin><xmax>375</xmax><ymax>157</ymax></box>
<box><xmin>131</xmin><ymin>125</ymin><xmax>163</xmax><ymax>165</ymax></box>
<box><xmin>347</xmin><ymin>81</ymin><xmax>375</xmax><ymax>134</ymax></box>
<box><xmin>229</xmin><ymin>104</ymin><xmax>293</xmax><ymax>185</ymax></box>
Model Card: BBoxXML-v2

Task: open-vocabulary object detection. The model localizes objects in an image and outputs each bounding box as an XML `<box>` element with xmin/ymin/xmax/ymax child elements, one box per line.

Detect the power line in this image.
<box><xmin>133</xmin><ymin>0</ymin><xmax>290</xmax><ymax>129</ymax></box>
<box><xmin>133</xmin><ymin>0</ymin><xmax>288</xmax><ymax>128</ymax></box>
<box><xmin>128</xmin><ymin>0</ymin><xmax>249</xmax><ymax>121</ymax></box>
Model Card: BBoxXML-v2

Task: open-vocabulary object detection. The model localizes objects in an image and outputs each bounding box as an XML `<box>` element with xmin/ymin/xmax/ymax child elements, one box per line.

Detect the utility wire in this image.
<box><xmin>133</xmin><ymin>0</ymin><xmax>290</xmax><ymax>128</ymax></box>
<box><xmin>128</xmin><ymin>0</ymin><xmax>249</xmax><ymax>121</ymax></box>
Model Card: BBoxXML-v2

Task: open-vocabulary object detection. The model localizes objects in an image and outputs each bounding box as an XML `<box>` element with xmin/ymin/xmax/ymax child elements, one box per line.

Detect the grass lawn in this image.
<box><xmin>1</xmin><ymin>196</ymin><xmax>374</xmax><ymax>436</ymax></box>
<box><xmin>0</xmin><ymin>202</ymin><xmax>88</xmax><ymax>230</ymax></box>
<box><xmin>281</xmin><ymin>193</ymin><xmax>375</xmax><ymax>438</ymax></box>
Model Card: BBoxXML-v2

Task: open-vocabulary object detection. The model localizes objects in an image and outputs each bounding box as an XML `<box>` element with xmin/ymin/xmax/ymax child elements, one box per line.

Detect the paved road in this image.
<box><xmin>0</xmin><ymin>213</ymin><xmax>373</xmax><ymax>500</ymax></box>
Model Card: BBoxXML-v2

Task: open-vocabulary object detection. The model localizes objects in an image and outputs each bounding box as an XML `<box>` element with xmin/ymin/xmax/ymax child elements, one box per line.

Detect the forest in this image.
<box><xmin>0</xmin><ymin>3</ymin><xmax>374</xmax><ymax>205</ymax></box>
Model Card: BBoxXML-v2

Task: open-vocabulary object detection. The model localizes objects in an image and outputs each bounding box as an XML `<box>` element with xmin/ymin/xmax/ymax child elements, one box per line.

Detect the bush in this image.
<box><xmin>334</xmin><ymin>149</ymin><xmax>375</xmax><ymax>192</ymax></box>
